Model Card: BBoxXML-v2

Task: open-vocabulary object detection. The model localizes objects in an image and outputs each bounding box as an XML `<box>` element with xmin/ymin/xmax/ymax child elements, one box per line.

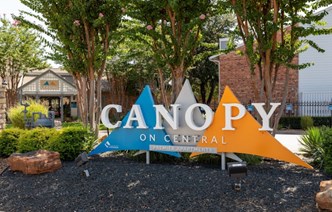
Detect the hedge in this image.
<box><xmin>0</xmin><ymin>128</ymin><xmax>25</xmax><ymax>157</ymax></box>
<box><xmin>17</xmin><ymin>128</ymin><xmax>59</xmax><ymax>153</ymax></box>
<box><xmin>47</xmin><ymin>127</ymin><xmax>95</xmax><ymax>161</ymax></box>
<box><xmin>279</xmin><ymin>116</ymin><xmax>331</xmax><ymax>129</ymax></box>
<box><xmin>0</xmin><ymin>127</ymin><xmax>95</xmax><ymax>161</ymax></box>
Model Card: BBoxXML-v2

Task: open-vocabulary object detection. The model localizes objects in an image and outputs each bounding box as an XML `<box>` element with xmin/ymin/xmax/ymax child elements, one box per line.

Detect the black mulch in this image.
<box><xmin>0</xmin><ymin>156</ymin><xmax>329</xmax><ymax>211</ymax></box>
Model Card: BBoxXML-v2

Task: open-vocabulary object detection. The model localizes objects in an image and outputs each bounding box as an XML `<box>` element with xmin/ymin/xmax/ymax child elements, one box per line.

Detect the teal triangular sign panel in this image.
<box><xmin>44</xmin><ymin>81</ymin><xmax>49</xmax><ymax>86</ymax></box>
<box><xmin>89</xmin><ymin>85</ymin><xmax>181</xmax><ymax>157</ymax></box>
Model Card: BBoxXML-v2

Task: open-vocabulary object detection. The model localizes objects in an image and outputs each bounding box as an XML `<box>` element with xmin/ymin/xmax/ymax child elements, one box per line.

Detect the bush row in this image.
<box><xmin>299</xmin><ymin>126</ymin><xmax>332</xmax><ymax>175</ymax></box>
<box><xmin>1</xmin><ymin>124</ymin><xmax>260</xmax><ymax>166</ymax></box>
<box><xmin>61</xmin><ymin>122</ymin><xmax>108</xmax><ymax>130</ymax></box>
<box><xmin>279</xmin><ymin>116</ymin><xmax>331</xmax><ymax>129</ymax></box>
<box><xmin>0</xmin><ymin>127</ymin><xmax>95</xmax><ymax>161</ymax></box>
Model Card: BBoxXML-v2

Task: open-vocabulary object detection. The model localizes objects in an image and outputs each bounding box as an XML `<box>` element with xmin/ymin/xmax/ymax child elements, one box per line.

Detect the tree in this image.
<box><xmin>112</xmin><ymin>18</ymin><xmax>172</xmax><ymax>106</ymax></box>
<box><xmin>105</xmin><ymin>20</ymin><xmax>158</xmax><ymax>111</ymax></box>
<box><xmin>105</xmin><ymin>18</ymin><xmax>159</xmax><ymax>108</ymax></box>
<box><xmin>128</xmin><ymin>0</ymin><xmax>213</xmax><ymax>101</ymax></box>
<box><xmin>0</xmin><ymin>16</ymin><xmax>48</xmax><ymax>109</ymax></box>
<box><xmin>18</xmin><ymin>0</ymin><xmax>124</xmax><ymax>135</ymax></box>
<box><xmin>225</xmin><ymin>0</ymin><xmax>332</xmax><ymax>134</ymax></box>
<box><xmin>189</xmin><ymin>13</ymin><xmax>236</xmax><ymax>106</ymax></box>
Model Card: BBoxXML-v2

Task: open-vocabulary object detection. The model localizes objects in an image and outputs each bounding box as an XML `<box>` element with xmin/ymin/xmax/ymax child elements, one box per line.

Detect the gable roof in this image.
<box><xmin>19</xmin><ymin>69</ymin><xmax>76</xmax><ymax>90</ymax></box>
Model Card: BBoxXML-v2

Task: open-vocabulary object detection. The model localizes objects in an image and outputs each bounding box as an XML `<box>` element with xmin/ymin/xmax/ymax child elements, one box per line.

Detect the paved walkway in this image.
<box><xmin>275</xmin><ymin>134</ymin><xmax>303</xmax><ymax>153</ymax></box>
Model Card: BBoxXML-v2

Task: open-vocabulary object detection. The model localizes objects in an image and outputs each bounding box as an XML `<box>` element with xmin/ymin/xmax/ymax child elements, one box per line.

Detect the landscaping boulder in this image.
<box><xmin>7</xmin><ymin>150</ymin><xmax>62</xmax><ymax>175</ymax></box>
<box><xmin>316</xmin><ymin>180</ymin><xmax>332</xmax><ymax>211</ymax></box>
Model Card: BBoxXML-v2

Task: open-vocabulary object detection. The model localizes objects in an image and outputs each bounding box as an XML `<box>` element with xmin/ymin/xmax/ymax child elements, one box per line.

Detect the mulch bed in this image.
<box><xmin>0</xmin><ymin>156</ymin><xmax>330</xmax><ymax>211</ymax></box>
<box><xmin>0</xmin><ymin>158</ymin><xmax>8</xmax><ymax>175</ymax></box>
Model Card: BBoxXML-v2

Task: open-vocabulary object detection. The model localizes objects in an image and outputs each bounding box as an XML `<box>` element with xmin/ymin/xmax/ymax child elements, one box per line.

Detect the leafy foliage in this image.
<box><xmin>17</xmin><ymin>128</ymin><xmax>59</xmax><ymax>153</ymax></box>
<box><xmin>128</xmin><ymin>0</ymin><xmax>213</xmax><ymax>100</ymax></box>
<box><xmin>189</xmin><ymin>14</ymin><xmax>236</xmax><ymax>105</ymax></box>
<box><xmin>224</xmin><ymin>0</ymin><xmax>332</xmax><ymax>134</ymax></box>
<box><xmin>0</xmin><ymin>16</ymin><xmax>48</xmax><ymax>109</ymax></box>
<box><xmin>279</xmin><ymin>116</ymin><xmax>331</xmax><ymax>129</ymax></box>
<box><xmin>0</xmin><ymin>128</ymin><xmax>25</xmax><ymax>157</ymax></box>
<box><xmin>8</xmin><ymin>100</ymin><xmax>48</xmax><ymax>129</ymax></box>
<box><xmin>61</xmin><ymin>122</ymin><xmax>84</xmax><ymax>128</ymax></box>
<box><xmin>47</xmin><ymin>127</ymin><xmax>95</xmax><ymax>160</ymax></box>
<box><xmin>0</xmin><ymin>126</ymin><xmax>95</xmax><ymax>161</ymax></box>
<box><xmin>105</xmin><ymin>19</ymin><xmax>158</xmax><ymax>105</ymax></box>
<box><xmin>237</xmin><ymin>154</ymin><xmax>262</xmax><ymax>165</ymax></box>
<box><xmin>299</xmin><ymin>126</ymin><xmax>332</xmax><ymax>174</ymax></box>
<box><xmin>18</xmin><ymin>0</ymin><xmax>124</xmax><ymax>135</ymax></box>
<box><xmin>299</xmin><ymin>127</ymin><xmax>324</xmax><ymax>165</ymax></box>
<box><xmin>279</xmin><ymin>117</ymin><xmax>302</xmax><ymax>129</ymax></box>
<box><xmin>313</xmin><ymin>117</ymin><xmax>331</xmax><ymax>127</ymax></box>
<box><xmin>321</xmin><ymin>127</ymin><xmax>332</xmax><ymax>174</ymax></box>
<box><xmin>301</xmin><ymin>116</ymin><xmax>314</xmax><ymax>130</ymax></box>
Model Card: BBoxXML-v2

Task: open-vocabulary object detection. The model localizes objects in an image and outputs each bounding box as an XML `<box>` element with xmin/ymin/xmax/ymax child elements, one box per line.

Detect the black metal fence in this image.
<box><xmin>283</xmin><ymin>101</ymin><xmax>332</xmax><ymax>117</ymax></box>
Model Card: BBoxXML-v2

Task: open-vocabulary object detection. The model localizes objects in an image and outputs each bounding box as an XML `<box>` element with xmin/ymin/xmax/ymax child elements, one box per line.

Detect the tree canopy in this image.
<box><xmin>127</xmin><ymin>0</ymin><xmax>213</xmax><ymax>101</ymax></box>
<box><xmin>0</xmin><ymin>16</ymin><xmax>48</xmax><ymax>108</ymax></box>
<box><xmin>18</xmin><ymin>0</ymin><xmax>124</xmax><ymax>134</ymax></box>
<box><xmin>225</xmin><ymin>0</ymin><xmax>332</xmax><ymax>133</ymax></box>
<box><xmin>189</xmin><ymin>13</ymin><xmax>236</xmax><ymax>106</ymax></box>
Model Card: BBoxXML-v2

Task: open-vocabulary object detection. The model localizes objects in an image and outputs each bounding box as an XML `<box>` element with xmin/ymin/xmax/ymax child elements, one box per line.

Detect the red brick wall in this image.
<box><xmin>218</xmin><ymin>48</ymin><xmax>298</xmax><ymax>104</ymax></box>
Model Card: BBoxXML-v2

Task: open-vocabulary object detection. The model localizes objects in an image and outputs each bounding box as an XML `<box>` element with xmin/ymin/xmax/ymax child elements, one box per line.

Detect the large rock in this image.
<box><xmin>7</xmin><ymin>150</ymin><xmax>62</xmax><ymax>175</ymax></box>
<box><xmin>316</xmin><ymin>180</ymin><xmax>332</xmax><ymax>211</ymax></box>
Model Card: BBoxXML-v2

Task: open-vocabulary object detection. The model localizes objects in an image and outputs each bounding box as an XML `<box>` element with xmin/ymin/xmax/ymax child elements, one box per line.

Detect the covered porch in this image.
<box><xmin>19</xmin><ymin>69</ymin><xmax>78</xmax><ymax>122</ymax></box>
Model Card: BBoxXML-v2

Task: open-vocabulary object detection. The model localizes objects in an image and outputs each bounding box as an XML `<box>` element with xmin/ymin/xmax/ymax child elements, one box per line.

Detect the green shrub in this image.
<box><xmin>17</xmin><ymin>128</ymin><xmax>58</xmax><ymax>153</ymax></box>
<box><xmin>62</xmin><ymin>121</ymin><xmax>109</xmax><ymax>131</ymax></box>
<box><xmin>279</xmin><ymin>116</ymin><xmax>331</xmax><ymax>129</ymax></box>
<box><xmin>321</xmin><ymin>127</ymin><xmax>332</xmax><ymax>174</ymax></box>
<box><xmin>0</xmin><ymin>128</ymin><xmax>25</xmax><ymax>156</ymax></box>
<box><xmin>193</xmin><ymin>154</ymin><xmax>221</xmax><ymax>165</ymax></box>
<box><xmin>299</xmin><ymin>127</ymin><xmax>324</xmax><ymax>165</ymax></box>
<box><xmin>5</xmin><ymin>124</ymin><xmax>13</xmax><ymax>129</ymax></box>
<box><xmin>279</xmin><ymin>117</ymin><xmax>301</xmax><ymax>129</ymax></box>
<box><xmin>301</xmin><ymin>116</ymin><xmax>314</xmax><ymax>130</ymax></box>
<box><xmin>61</xmin><ymin>121</ymin><xmax>84</xmax><ymax>128</ymax></box>
<box><xmin>238</xmin><ymin>154</ymin><xmax>262</xmax><ymax>165</ymax></box>
<box><xmin>8</xmin><ymin>101</ymin><xmax>48</xmax><ymax>129</ymax></box>
<box><xmin>47</xmin><ymin>127</ymin><xmax>95</xmax><ymax>161</ymax></box>
<box><xmin>313</xmin><ymin>117</ymin><xmax>331</xmax><ymax>127</ymax></box>
<box><xmin>99</xmin><ymin>124</ymin><xmax>108</xmax><ymax>130</ymax></box>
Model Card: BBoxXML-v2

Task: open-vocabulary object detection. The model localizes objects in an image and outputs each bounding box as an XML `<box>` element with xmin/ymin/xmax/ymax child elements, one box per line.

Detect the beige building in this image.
<box><xmin>18</xmin><ymin>68</ymin><xmax>78</xmax><ymax>122</ymax></box>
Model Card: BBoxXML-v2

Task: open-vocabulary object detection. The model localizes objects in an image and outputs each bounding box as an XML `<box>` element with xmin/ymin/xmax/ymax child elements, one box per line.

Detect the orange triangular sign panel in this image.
<box><xmin>191</xmin><ymin>86</ymin><xmax>312</xmax><ymax>169</ymax></box>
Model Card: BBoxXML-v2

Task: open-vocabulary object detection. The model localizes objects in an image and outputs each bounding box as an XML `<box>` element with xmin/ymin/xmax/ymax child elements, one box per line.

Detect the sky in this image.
<box><xmin>0</xmin><ymin>0</ymin><xmax>31</xmax><ymax>18</ymax></box>
<box><xmin>1</xmin><ymin>0</ymin><xmax>59</xmax><ymax>67</ymax></box>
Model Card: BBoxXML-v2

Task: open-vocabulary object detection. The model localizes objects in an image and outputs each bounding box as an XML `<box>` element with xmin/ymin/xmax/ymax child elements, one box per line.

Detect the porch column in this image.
<box><xmin>60</xmin><ymin>95</ymin><xmax>64</xmax><ymax>122</ymax></box>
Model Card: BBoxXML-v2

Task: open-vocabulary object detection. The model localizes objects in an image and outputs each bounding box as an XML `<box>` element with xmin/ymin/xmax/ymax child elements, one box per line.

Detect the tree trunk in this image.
<box><xmin>73</xmin><ymin>74</ymin><xmax>89</xmax><ymax>127</ymax></box>
<box><xmin>95</xmin><ymin>73</ymin><xmax>103</xmax><ymax>137</ymax></box>
<box><xmin>207</xmin><ymin>82</ymin><xmax>216</xmax><ymax>105</ymax></box>
<box><xmin>6</xmin><ymin>89</ymin><xmax>17</xmax><ymax>109</ymax></box>
<box><xmin>171</xmin><ymin>66</ymin><xmax>184</xmax><ymax>102</ymax></box>
<box><xmin>200</xmin><ymin>83</ymin><xmax>206</xmax><ymax>104</ymax></box>
<box><xmin>88</xmin><ymin>68</ymin><xmax>96</xmax><ymax>134</ymax></box>
<box><xmin>272</xmin><ymin>67</ymin><xmax>290</xmax><ymax>135</ymax></box>
<box><xmin>157</xmin><ymin>68</ymin><xmax>169</xmax><ymax>107</ymax></box>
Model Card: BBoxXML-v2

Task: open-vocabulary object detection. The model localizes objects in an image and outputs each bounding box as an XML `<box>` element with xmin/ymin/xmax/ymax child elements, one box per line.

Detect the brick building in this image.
<box><xmin>210</xmin><ymin>45</ymin><xmax>299</xmax><ymax>105</ymax></box>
